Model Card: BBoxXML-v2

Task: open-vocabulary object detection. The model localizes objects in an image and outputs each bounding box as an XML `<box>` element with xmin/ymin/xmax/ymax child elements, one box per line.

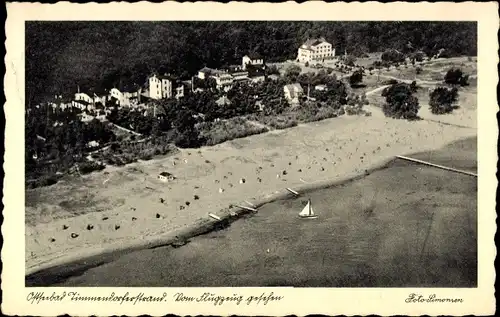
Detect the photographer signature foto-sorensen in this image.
<box><xmin>406</xmin><ymin>293</ymin><xmax>464</xmax><ymax>303</ymax></box>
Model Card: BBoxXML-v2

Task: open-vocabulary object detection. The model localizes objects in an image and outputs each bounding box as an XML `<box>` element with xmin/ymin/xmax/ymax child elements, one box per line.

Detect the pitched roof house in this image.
<box><xmin>283</xmin><ymin>83</ymin><xmax>304</xmax><ymax>104</ymax></box>
<box><xmin>242</xmin><ymin>53</ymin><xmax>265</xmax><ymax>70</ymax></box>
<box><xmin>297</xmin><ymin>38</ymin><xmax>335</xmax><ymax>63</ymax></box>
<box><xmin>198</xmin><ymin>67</ymin><xmax>214</xmax><ymax>80</ymax></box>
<box><xmin>147</xmin><ymin>73</ymin><xmax>183</xmax><ymax>100</ymax></box>
<box><xmin>158</xmin><ymin>171</ymin><xmax>175</xmax><ymax>182</ymax></box>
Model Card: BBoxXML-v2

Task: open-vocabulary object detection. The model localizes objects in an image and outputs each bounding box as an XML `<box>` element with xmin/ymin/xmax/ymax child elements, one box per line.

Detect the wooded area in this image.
<box><xmin>26</xmin><ymin>21</ymin><xmax>476</xmax><ymax>105</ymax></box>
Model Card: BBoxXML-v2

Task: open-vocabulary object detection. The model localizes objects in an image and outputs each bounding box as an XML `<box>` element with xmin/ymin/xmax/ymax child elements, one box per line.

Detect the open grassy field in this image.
<box><xmin>376</xmin><ymin>56</ymin><xmax>476</xmax><ymax>83</ymax></box>
<box><xmin>272</xmin><ymin>60</ymin><xmax>337</xmax><ymax>76</ymax></box>
<box><xmin>361</xmin><ymin>56</ymin><xmax>477</xmax><ymax>129</ymax></box>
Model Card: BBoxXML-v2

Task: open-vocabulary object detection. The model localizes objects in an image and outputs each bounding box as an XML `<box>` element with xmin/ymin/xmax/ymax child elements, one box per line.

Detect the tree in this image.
<box><xmin>265</xmin><ymin>64</ymin><xmax>280</xmax><ymax>76</ymax></box>
<box><xmin>414</xmin><ymin>51</ymin><xmax>425</xmax><ymax>62</ymax></box>
<box><xmin>381</xmin><ymin>49</ymin><xmax>405</xmax><ymax>63</ymax></box>
<box><xmin>410</xmin><ymin>81</ymin><xmax>418</xmax><ymax>93</ymax></box>
<box><xmin>284</xmin><ymin>64</ymin><xmax>301</xmax><ymax>81</ymax></box>
<box><xmin>172</xmin><ymin>108</ymin><xmax>204</xmax><ymax>148</ymax></box>
<box><xmin>344</xmin><ymin>55</ymin><xmax>356</xmax><ymax>66</ymax></box>
<box><xmin>382</xmin><ymin>83</ymin><xmax>420</xmax><ymax>120</ymax></box>
<box><xmin>429</xmin><ymin>87</ymin><xmax>459</xmax><ymax>114</ymax></box>
<box><xmin>206</xmin><ymin>77</ymin><xmax>217</xmax><ymax>90</ymax></box>
<box><xmin>173</xmin><ymin>108</ymin><xmax>197</xmax><ymax>132</ymax></box>
<box><xmin>444</xmin><ymin>68</ymin><xmax>469</xmax><ymax>86</ymax></box>
<box><xmin>349</xmin><ymin>70</ymin><xmax>364</xmax><ymax>87</ymax></box>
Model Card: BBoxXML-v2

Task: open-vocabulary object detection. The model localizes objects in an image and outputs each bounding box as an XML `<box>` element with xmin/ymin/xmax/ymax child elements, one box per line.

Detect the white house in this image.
<box><xmin>210</xmin><ymin>71</ymin><xmax>234</xmax><ymax>91</ymax></box>
<box><xmin>108</xmin><ymin>86</ymin><xmax>140</xmax><ymax>107</ymax></box>
<box><xmin>147</xmin><ymin>74</ymin><xmax>183</xmax><ymax>100</ymax></box>
<box><xmin>315</xmin><ymin>84</ymin><xmax>328</xmax><ymax>91</ymax></box>
<box><xmin>77</xmin><ymin>112</ymin><xmax>94</xmax><ymax>122</ymax></box>
<box><xmin>122</xmin><ymin>85</ymin><xmax>142</xmax><ymax>106</ymax></box>
<box><xmin>268</xmin><ymin>74</ymin><xmax>280</xmax><ymax>81</ymax></box>
<box><xmin>256</xmin><ymin>100</ymin><xmax>265</xmax><ymax>112</ymax></box>
<box><xmin>158</xmin><ymin>171</ymin><xmax>176</xmax><ymax>182</ymax></box>
<box><xmin>110</xmin><ymin>88</ymin><xmax>124</xmax><ymax>104</ymax></box>
<box><xmin>72</xmin><ymin>99</ymin><xmax>93</xmax><ymax>112</ymax></box>
<box><xmin>250</xmin><ymin>76</ymin><xmax>266</xmax><ymax>84</ymax></box>
<box><xmin>297</xmin><ymin>38</ymin><xmax>335</xmax><ymax>63</ymax></box>
<box><xmin>216</xmin><ymin>95</ymin><xmax>231</xmax><ymax>106</ymax></box>
<box><xmin>175</xmin><ymin>86</ymin><xmax>185</xmax><ymax>99</ymax></box>
<box><xmin>242</xmin><ymin>53</ymin><xmax>264</xmax><ymax>70</ymax></box>
<box><xmin>148</xmin><ymin>74</ymin><xmax>171</xmax><ymax>99</ymax></box>
<box><xmin>93</xmin><ymin>93</ymin><xmax>107</xmax><ymax>107</ymax></box>
<box><xmin>74</xmin><ymin>92</ymin><xmax>95</xmax><ymax>110</ymax></box>
<box><xmin>74</xmin><ymin>92</ymin><xmax>93</xmax><ymax>104</ymax></box>
<box><xmin>198</xmin><ymin>67</ymin><xmax>213</xmax><ymax>80</ymax></box>
<box><xmin>283</xmin><ymin>83</ymin><xmax>304</xmax><ymax>104</ymax></box>
<box><xmin>87</xmin><ymin>140</ymin><xmax>100</xmax><ymax>148</ymax></box>
<box><xmin>229</xmin><ymin>67</ymin><xmax>249</xmax><ymax>81</ymax></box>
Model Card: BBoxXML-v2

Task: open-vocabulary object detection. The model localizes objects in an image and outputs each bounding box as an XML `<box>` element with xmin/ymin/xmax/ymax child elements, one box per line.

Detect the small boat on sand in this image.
<box><xmin>299</xmin><ymin>199</ymin><xmax>318</xmax><ymax>219</ymax></box>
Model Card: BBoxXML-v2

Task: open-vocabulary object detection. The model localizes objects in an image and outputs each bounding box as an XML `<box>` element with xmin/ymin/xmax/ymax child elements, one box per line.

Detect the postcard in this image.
<box><xmin>3</xmin><ymin>1</ymin><xmax>498</xmax><ymax>316</ymax></box>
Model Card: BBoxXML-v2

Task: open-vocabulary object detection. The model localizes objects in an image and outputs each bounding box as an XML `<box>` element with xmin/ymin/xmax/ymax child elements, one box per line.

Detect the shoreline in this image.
<box><xmin>26</xmin><ymin>135</ymin><xmax>476</xmax><ymax>280</ymax></box>
<box><xmin>25</xmin><ymin>111</ymin><xmax>477</xmax><ymax>278</ymax></box>
<box><xmin>26</xmin><ymin>155</ymin><xmax>397</xmax><ymax>279</ymax></box>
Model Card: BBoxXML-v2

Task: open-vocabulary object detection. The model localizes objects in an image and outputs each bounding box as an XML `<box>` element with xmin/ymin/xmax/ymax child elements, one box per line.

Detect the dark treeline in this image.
<box><xmin>26</xmin><ymin>21</ymin><xmax>476</xmax><ymax>105</ymax></box>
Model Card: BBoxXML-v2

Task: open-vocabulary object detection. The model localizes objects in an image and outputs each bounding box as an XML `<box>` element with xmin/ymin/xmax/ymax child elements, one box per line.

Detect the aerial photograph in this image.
<box><xmin>25</xmin><ymin>21</ymin><xmax>477</xmax><ymax>287</ymax></box>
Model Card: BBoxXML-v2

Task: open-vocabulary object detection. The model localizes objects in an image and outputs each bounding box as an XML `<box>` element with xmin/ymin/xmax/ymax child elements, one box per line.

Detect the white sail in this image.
<box><xmin>299</xmin><ymin>201</ymin><xmax>313</xmax><ymax>216</ymax></box>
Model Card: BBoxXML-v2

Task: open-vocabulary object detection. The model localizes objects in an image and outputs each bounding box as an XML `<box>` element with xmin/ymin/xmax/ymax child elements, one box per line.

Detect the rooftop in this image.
<box><xmin>284</xmin><ymin>83</ymin><xmax>303</xmax><ymax>91</ymax></box>
<box><xmin>301</xmin><ymin>38</ymin><xmax>330</xmax><ymax>50</ymax></box>
<box><xmin>199</xmin><ymin>67</ymin><xmax>214</xmax><ymax>73</ymax></box>
<box><xmin>216</xmin><ymin>95</ymin><xmax>231</xmax><ymax>106</ymax></box>
<box><xmin>150</xmin><ymin>73</ymin><xmax>176</xmax><ymax>81</ymax></box>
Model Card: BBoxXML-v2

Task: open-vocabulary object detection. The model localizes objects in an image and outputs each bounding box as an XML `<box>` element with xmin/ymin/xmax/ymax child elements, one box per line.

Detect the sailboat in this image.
<box><xmin>299</xmin><ymin>199</ymin><xmax>318</xmax><ymax>219</ymax></box>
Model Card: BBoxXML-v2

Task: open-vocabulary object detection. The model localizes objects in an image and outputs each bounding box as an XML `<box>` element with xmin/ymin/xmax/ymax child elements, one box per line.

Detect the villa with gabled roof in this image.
<box><xmin>297</xmin><ymin>37</ymin><xmax>335</xmax><ymax>63</ymax></box>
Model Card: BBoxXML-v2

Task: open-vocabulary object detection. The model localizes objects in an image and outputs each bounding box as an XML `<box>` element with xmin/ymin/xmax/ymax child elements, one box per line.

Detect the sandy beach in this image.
<box><xmin>33</xmin><ymin>137</ymin><xmax>476</xmax><ymax>287</ymax></box>
<box><xmin>25</xmin><ymin>95</ymin><xmax>477</xmax><ymax>274</ymax></box>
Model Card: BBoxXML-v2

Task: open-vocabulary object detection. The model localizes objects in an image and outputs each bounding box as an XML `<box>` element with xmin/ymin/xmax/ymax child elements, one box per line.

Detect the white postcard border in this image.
<box><xmin>3</xmin><ymin>2</ymin><xmax>498</xmax><ymax>316</ymax></box>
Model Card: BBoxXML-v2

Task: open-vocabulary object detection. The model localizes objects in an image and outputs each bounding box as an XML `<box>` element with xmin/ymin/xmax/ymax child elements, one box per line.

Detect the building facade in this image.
<box><xmin>229</xmin><ymin>67</ymin><xmax>249</xmax><ymax>81</ymax></box>
<box><xmin>175</xmin><ymin>86</ymin><xmax>185</xmax><ymax>99</ymax></box>
<box><xmin>242</xmin><ymin>53</ymin><xmax>264</xmax><ymax>70</ymax></box>
<box><xmin>93</xmin><ymin>93</ymin><xmax>107</xmax><ymax>107</ymax></box>
<box><xmin>74</xmin><ymin>92</ymin><xmax>93</xmax><ymax>104</ymax></box>
<box><xmin>158</xmin><ymin>171</ymin><xmax>175</xmax><ymax>182</ymax></box>
<box><xmin>73</xmin><ymin>92</ymin><xmax>95</xmax><ymax>111</ymax></box>
<box><xmin>110</xmin><ymin>88</ymin><xmax>124</xmax><ymax>104</ymax></box>
<box><xmin>283</xmin><ymin>83</ymin><xmax>304</xmax><ymax>104</ymax></box>
<box><xmin>297</xmin><ymin>38</ymin><xmax>335</xmax><ymax>63</ymax></box>
<box><xmin>198</xmin><ymin>67</ymin><xmax>213</xmax><ymax>80</ymax></box>
<box><xmin>148</xmin><ymin>74</ymin><xmax>183</xmax><ymax>100</ymax></box>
